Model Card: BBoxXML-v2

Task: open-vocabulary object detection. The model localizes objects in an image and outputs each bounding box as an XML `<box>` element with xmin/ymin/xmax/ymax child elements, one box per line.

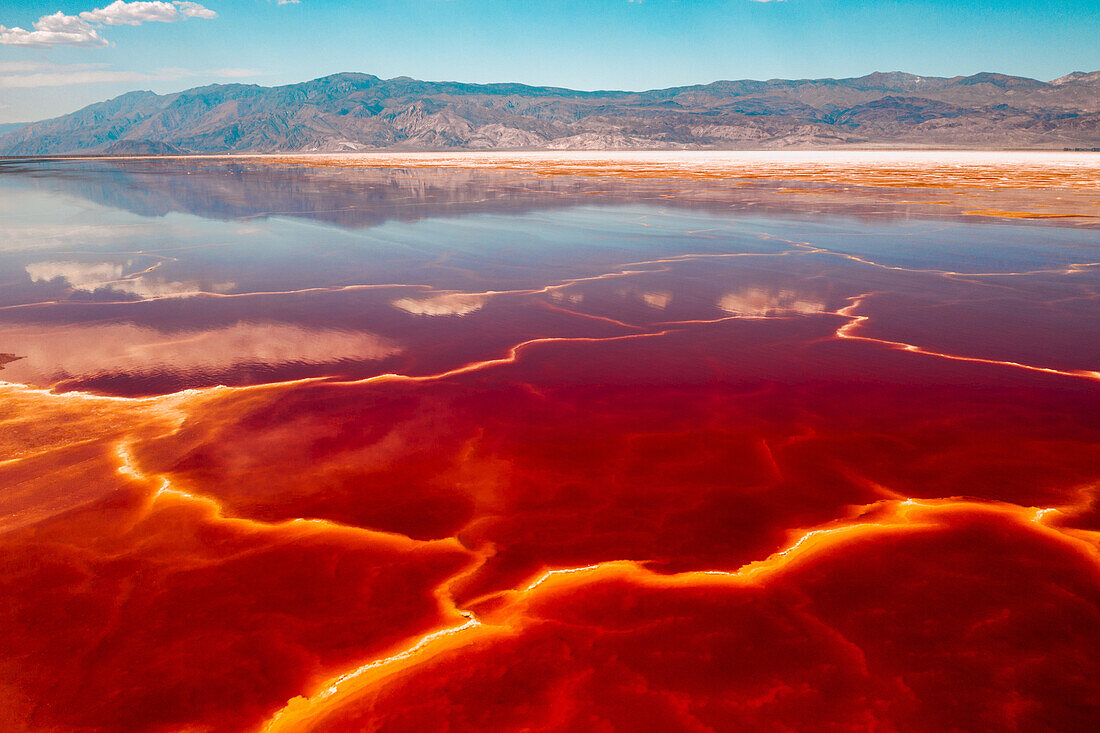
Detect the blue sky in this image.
<box><xmin>1</xmin><ymin>0</ymin><xmax>1098</xmax><ymax>123</ymax></box>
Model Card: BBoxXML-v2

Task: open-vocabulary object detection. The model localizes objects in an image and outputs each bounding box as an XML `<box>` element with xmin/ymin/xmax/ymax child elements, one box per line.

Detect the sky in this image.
<box><xmin>0</xmin><ymin>0</ymin><xmax>1098</xmax><ymax>123</ymax></box>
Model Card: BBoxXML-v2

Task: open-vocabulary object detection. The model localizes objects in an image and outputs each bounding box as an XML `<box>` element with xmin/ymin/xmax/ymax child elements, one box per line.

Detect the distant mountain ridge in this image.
<box><xmin>2</xmin><ymin>70</ymin><xmax>1099</xmax><ymax>155</ymax></box>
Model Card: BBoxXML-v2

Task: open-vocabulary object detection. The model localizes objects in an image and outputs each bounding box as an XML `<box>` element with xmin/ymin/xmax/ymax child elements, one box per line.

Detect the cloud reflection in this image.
<box><xmin>391</xmin><ymin>293</ymin><xmax>490</xmax><ymax>316</ymax></box>
<box><xmin>0</xmin><ymin>321</ymin><xmax>401</xmax><ymax>384</ymax></box>
<box><xmin>641</xmin><ymin>291</ymin><xmax>672</xmax><ymax>309</ymax></box>
<box><xmin>27</xmin><ymin>260</ymin><xmax>234</xmax><ymax>299</ymax></box>
<box><xmin>717</xmin><ymin>287</ymin><xmax>826</xmax><ymax>318</ymax></box>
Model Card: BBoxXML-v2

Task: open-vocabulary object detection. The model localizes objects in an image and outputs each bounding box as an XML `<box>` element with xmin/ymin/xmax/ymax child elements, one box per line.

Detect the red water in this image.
<box><xmin>1</xmin><ymin>156</ymin><xmax>1098</xmax><ymax>732</ymax></box>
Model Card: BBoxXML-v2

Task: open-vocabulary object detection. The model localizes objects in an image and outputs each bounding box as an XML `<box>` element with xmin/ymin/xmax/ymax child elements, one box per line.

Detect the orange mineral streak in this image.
<box><xmin>0</xmin><ymin>385</ymin><xmax>479</xmax><ymax>733</ymax></box>
<box><xmin>297</xmin><ymin>507</ymin><xmax>1100</xmax><ymax>731</ymax></box>
<box><xmin>331</xmin><ymin>330</ymin><xmax>679</xmax><ymax>387</ymax></box>
<box><xmin>833</xmin><ymin>295</ymin><xmax>1100</xmax><ymax>382</ymax></box>
<box><xmin>485</xmin><ymin>496</ymin><xmax>1100</xmax><ymax>612</ymax></box>
<box><xmin>115</xmin><ymin>439</ymin><xmax>473</xmax><ymax>552</ymax></box>
<box><xmin>262</xmin><ymin>498</ymin><xmax>1100</xmax><ymax>732</ymax></box>
<box><xmin>0</xmin><ymin>382</ymin><xmax>199</xmax><ymax>532</ymax></box>
<box><xmin>786</xmin><ymin>241</ymin><xmax>1100</xmax><ymax>278</ymax></box>
<box><xmin>10</xmin><ymin>334</ymin><xmax>1096</xmax><ymax>732</ymax></box>
<box><xmin>90</xmin><ymin>151</ymin><xmax>1100</xmax><ymax>191</ymax></box>
<box><xmin>5</xmin><ymin>271</ymin><xmax>1096</xmax><ymax>724</ymax></box>
<box><xmin>961</xmin><ymin>209</ymin><xmax>1091</xmax><ymax>219</ymax></box>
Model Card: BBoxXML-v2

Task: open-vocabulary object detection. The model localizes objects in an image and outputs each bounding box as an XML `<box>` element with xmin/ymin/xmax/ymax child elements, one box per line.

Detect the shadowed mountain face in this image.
<box><xmin>2</xmin><ymin>71</ymin><xmax>1099</xmax><ymax>154</ymax></box>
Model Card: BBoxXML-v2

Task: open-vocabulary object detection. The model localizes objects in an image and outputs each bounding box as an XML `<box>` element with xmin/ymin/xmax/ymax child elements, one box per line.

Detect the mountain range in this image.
<box><xmin>2</xmin><ymin>70</ymin><xmax>1099</xmax><ymax>155</ymax></box>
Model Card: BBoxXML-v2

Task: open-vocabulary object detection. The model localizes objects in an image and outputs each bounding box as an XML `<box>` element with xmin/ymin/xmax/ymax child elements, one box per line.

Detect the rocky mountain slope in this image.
<box><xmin>2</xmin><ymin>70</ymin><xmax>1099</xmax><ymax>154</ymax></box>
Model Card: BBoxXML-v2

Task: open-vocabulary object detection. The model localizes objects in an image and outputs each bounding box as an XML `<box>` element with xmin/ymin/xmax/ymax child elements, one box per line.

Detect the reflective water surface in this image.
<box><xmin>1</xmin><ymin>154</ymin><xmax>1098</xmax><ymax>732</ymax></box>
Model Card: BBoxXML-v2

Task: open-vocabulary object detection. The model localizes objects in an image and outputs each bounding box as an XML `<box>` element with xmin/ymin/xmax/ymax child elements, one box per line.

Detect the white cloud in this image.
<box><xmin>0</xmin><ymin>67</ymin><xmax>183</xmax><ymax>88</ymax></box>
<box><xmin>206</xmin><ymin>68</ymin><xmax>262</xmax><ymax>78</ymax></box>
<box><xmin>0</xmin><ymin>63</ymin><xmax>261</xmax><ymax>88</ymax></box>
<box><xmin>0</xmin><ymin>1</ymin><xmax>215</xmax><ymax>46</ymax></box>
<box><xmin>0</xmin><ymin>12</ymin><xmax>106</xmax><ymax>47</ymax></box>
<box><xmin>174</xmin><ymin>2</ymin><xmax>217</xmax><ymax>19</ymax></box>
<box><xmin>80</xmin><ymin>2</ymin><xmax>179</xmax><ymax>25</ymax></box>
<box><xmin>0</xmin><ymin>61</ymin><xmax>103</xmax><ymax>73</ymax></box>
<box><xmin>0</xmin><ymin>60</ymin><xmax>110</xmax><ymax>72</ymax></box>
